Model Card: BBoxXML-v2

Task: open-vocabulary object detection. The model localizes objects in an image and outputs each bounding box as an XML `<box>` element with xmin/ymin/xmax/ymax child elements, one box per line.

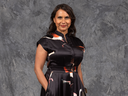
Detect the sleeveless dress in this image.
<box><xmin>37</xmin><ymin>30</ymin><xmax>86</xmax><ymax>96</ymax></box>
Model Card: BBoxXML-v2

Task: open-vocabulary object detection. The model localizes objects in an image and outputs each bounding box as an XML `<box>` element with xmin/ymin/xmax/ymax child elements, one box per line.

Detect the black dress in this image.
<box><xmin>37</xmin><ymin>30</ymin><xmax>86</xmax><ymax>96</ymax></box>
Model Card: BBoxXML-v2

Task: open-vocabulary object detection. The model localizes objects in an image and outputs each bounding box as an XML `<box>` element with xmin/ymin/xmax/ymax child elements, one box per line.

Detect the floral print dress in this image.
<box><xmin>37</xmin><ymin>30</ymin><xmax>86</xmax><ymax>96</ymax></box>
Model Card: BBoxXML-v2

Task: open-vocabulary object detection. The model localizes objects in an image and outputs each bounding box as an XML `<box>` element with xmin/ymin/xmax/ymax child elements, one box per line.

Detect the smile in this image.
<box><xmin>61</xmin><ymin>25</ymin><xmax>66</xmax><ymax>27</ymax></box>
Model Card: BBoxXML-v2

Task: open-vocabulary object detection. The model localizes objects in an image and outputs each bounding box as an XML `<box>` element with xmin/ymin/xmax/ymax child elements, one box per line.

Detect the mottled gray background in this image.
<box><xmin>0</xmin><ymin>0</ymin><xmax>128</xmax><ymax>96</ymax></box>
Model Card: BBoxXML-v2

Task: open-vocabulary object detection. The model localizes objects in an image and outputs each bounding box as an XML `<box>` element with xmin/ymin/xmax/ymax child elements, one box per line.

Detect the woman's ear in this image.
<box><xmin>53</xmin><ymin>18</ymin><xmax>55</xmax><ymax>23</ymax></box>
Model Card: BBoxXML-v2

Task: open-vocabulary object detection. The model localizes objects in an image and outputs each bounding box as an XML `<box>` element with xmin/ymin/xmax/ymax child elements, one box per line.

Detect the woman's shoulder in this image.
<box><xmin>41</xmin><ymin>34</ymin><xmax>53</xmax><ymax>39</ymax></box>
<box><xmin>70</xmin><ymin>36</ymin><xmax>84</xmax><ymax>43</ymax></box>
<box><xmin>36</xmin><ymin>34</ymin><xmax>52</xmax><ymax>46</ymax></box>
<box><xmin>70</xmin><ymin>36</ymin><xmax>85</xmax><ymax>48</ymax></box>
<box><xmin>37</xmin><ymin>34</ymin><xmax>54</xmax><ymax>42</ymax></box>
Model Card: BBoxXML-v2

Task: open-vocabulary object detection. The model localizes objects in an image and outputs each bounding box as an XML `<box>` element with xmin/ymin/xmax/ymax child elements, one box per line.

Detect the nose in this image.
<box><xmin>62</xmin><ymin>18</ymin><xmax>66</xmax><ymax>23</ymax></box>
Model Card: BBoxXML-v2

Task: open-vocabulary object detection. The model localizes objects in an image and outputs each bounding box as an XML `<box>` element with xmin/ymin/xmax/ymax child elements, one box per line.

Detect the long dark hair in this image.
<box><xmin>47</xmin><ymin>4</ymin><xmax>76</xmax><ymax>37</ymax></box>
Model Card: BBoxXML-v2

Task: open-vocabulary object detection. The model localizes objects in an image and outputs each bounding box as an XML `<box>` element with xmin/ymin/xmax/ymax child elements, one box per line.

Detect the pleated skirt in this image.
<box><xmin>40</xmin><ymin>66</ymin><xmax>86</xmax><ymax>96</ymax></box>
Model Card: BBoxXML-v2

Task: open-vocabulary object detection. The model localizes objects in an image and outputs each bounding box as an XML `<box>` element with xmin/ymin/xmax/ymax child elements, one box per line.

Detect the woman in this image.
<box><xmin>34</xmin><ymin>4</ymin><xmax>87</xmax><ymax>96</ymax></box>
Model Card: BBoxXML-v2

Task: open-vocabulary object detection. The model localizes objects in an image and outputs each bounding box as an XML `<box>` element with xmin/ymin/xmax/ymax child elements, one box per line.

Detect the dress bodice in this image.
<box><xmin>37</xmin><ymin>31</ymin><xmax>85</xmax><ymax>67</ymax></box>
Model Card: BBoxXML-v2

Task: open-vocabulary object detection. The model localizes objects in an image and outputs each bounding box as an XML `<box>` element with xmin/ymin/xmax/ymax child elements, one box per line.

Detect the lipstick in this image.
<box><xmin>61</xmin><ymin>25</ymin><xmax>66</xmax><ymax>27</ymax></box>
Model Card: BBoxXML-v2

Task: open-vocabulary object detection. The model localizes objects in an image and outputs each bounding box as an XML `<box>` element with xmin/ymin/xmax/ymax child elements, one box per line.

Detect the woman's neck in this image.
<box><xmin>57</xmin><ymin>30</ymin><xmax>68</xmax><ymax>37</ymax></box>
<box><xmin>56</xmin><ymin>30</ymin><xmax>68</xmax><ymax>42</ymax></box>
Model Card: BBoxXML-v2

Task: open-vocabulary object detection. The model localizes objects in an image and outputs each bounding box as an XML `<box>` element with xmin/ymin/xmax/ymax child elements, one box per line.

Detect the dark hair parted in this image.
<box><xmin>47</xmin><ymin>4</ymin><xmax>76</xmax><ymax>37</ymax></box>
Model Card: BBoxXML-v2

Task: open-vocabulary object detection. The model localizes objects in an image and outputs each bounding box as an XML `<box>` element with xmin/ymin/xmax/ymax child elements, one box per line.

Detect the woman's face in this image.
<box><xmin>53</xmin><ymin>9</ymin><xmax>71</xmax><ymax>34</ymax></box>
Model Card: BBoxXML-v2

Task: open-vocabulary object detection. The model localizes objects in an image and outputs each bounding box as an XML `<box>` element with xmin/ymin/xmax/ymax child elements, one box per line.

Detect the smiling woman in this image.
<box><xmin>34</xmin><ymin>4</ymin><xmax>87</xmax><ymax>96</ymax></box>
<box><xmin>47</xmin><ymin>4</ymin><xmax>76</xmax><ymax>37</ymax></box>
<box><xmin>53</xmin><ymin>9</ymin><xmax>71</xmax><ymax>36</ymax></box>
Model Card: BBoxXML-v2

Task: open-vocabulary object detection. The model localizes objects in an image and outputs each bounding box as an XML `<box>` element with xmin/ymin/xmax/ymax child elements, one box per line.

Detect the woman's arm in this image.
<box><xmin>78</xmin><ymin>63</ymin><xmax>84</xmax><ymax>86</ymax></box>
<box><xmin>34</xmin><ymin>44</ymin><xmax>48</xmax><ymax>91</ymax></box>
<box><xmin>78</xmin><ymin>63</ymin><xmax>87</xmax><ymax>93</ymax></box>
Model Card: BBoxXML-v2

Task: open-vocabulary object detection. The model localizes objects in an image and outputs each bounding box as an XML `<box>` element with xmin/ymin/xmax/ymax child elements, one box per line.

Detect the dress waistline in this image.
<box><xmin>48</xmin><ymin>66</ymin><xmax>78</xmax><ymax>73</ymax></box>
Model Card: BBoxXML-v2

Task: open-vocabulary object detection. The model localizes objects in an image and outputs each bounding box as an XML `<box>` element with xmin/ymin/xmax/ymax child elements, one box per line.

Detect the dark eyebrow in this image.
<box><xmin>57</xmin><ymin>16</ymin><xmax>62</xmax><ymax>18</ymax></box>
<box><xmin>65</xmin><ymin>16</ymin><xmax>70</xmax><ymax>18</ymax></box>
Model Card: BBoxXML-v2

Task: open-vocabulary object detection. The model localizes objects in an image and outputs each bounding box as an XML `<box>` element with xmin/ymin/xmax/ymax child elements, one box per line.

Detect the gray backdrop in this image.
<box><xmin>0</xmin><ymin>0</ymin><xmax>128</xmax><ymax>96</ymax></box>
